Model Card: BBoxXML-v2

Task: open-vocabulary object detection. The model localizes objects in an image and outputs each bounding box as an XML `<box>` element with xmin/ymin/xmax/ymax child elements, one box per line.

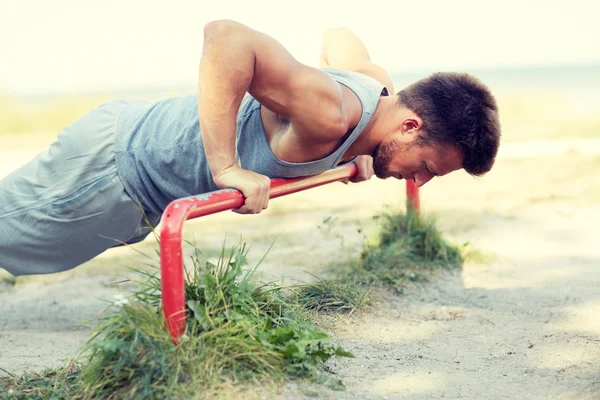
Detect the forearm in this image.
<box><xmin>320</xmin><ymin>28</ymin><xmax>371</xmax><ymax>70</ymax></box>
<box><xmin>198</xmin><ymin>20</ymin><xmax>254</xmax><ymax>178</ymax></box>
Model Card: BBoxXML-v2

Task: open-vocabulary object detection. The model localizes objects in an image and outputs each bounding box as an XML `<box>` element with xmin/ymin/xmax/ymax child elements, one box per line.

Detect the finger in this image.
<box><xmin>253</xmin><ymin>192</ymin><xmax>265</xmax><ymax>213</ymax></box>
<box><xmin>247</xmin><ymin>176</ymin><xmax>263</xmax><ymax>213</ymax></box>
<box><xmin>261</xmin><ymin>177</ymin><xmax>271</xmax><ymax>210</ymax></box>
<box><xmin>358</xmin><ymin>168</ymin><xmax>368</xmax><ymax>181</ymax></box>
<box><xmin>364</xmin><ymin>157</ymin><xmax>373</xmax><ymax>180</ymax></box>
<box><xmin>233</xmin><ymin>205</ymin><xmax>252</xmax><ymax>214</ymax></box>
<box><xmin>360</xmin><ymin>159</ymin><xmax>370</xmax><ymax>180</ymax></box>
<box><xmin>243</xmin><ymin>190</ymin><xmax>260</xmax><ymax>214</ymax></box>
<box><xmin>250</xmin><ymin>194</ymin><xmax>262</xmax><ymax>214</ymax></box>
<box><xmin>263</xmin><ymin>187</ymin><xmax>270</xmax><ymax>210</ymax></box>
<box><xmin>249</xmin><ymin>180</ymin><xmax>263</xmax><ymax>213</ymax></box>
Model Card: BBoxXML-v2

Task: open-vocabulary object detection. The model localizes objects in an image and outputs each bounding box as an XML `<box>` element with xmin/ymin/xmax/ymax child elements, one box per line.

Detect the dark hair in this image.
<box><xmin>397</xmin><ymin>73</ymin><xmax>501</xmax><ymax>176</ymax></box>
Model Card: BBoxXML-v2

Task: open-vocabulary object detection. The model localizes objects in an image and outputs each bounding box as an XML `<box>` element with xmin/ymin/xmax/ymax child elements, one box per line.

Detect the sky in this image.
<box><xmin>1</xmin><ymin>0</ymin><xmax>599</xmax><ymax>95</ymax></box>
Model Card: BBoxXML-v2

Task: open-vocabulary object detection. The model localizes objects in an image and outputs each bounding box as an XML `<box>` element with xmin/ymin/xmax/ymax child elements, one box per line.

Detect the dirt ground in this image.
<box><xmin>1</xmin><ymin>132</ymin><xmax>599</xmax><ymax>399</ymax></box>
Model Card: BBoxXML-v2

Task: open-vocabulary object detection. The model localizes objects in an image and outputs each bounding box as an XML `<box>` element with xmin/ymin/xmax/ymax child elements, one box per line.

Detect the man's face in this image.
<box><xmin>372</xmin><ymin>135</ymin><xmax>464</xmax><ymax>187</ymax></box>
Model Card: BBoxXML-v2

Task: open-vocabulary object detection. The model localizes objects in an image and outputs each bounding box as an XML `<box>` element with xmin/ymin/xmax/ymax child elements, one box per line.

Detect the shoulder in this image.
<box><xmin>323</xmin><ymin>67</ymin><xmax>392</xmax><ymax>96</ymax></box>
<box><xmin>356</xmin><ymin>64</ymin><xmax>394</xmax><ymax>94</ymax></box>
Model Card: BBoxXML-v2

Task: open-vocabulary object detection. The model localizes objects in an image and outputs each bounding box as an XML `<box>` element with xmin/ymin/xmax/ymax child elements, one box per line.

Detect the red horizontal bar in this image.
<box><xmin>160</xmin><ymin>163</ymin><xmax>358</xmax><ymax>341</ymax></box>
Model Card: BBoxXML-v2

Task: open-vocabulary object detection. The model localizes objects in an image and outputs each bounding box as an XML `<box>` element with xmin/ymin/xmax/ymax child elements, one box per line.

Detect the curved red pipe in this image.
<box><xmin>160</xmin><ymin>163</ymin><xmax>358</xmax><ymax>341</ymax></box>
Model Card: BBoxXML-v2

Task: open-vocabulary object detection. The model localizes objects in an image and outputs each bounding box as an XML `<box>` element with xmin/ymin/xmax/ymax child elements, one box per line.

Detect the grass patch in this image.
<box><xmin>292</xmin><ymin>275</ymin><xmax>370</xmax><ymax>315</ymax></box>
<box><xmin>0</xmin><ymin>206</ymin><xmax>477</xmax><ymax>398</ymax></box>
<box><xmin>291</xmin><ymin>206</ymin><xmax>468</xmax><ymax>314</ymax></box>
<box><xmin>0</xmin><ymin>241</ymin><xmax>353</xmax><ymax>399</ymax></box>
<box><xmin>0</xmin><ymin>362</ymin><xmax>83</xmax><ymax>399</ymax></box>
<box><xmin>333</xmin><ymin>206</ymin><xmax>464</xmax><ymax>288</ymax></box>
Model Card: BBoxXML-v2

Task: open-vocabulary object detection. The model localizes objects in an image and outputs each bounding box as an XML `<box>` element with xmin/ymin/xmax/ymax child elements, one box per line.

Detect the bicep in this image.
<box><xmin>248</xmin><ymin>34</ymin><xmax>346</xmax><ymax>137</ymax></box>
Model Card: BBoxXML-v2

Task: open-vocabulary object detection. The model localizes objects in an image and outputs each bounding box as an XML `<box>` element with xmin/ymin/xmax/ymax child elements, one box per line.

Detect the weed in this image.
<box><xmin>292</xmin><ymin>275</ymin><xmax>369</xmax><ymax>315</ymax></box>
<box><xmin>334</xmin><ymin>206</ymin><xmax>464</xmax><ymax>287</ymax></box>
<box><xmin>0</xmin><ymin>206</ymin><xmax>469</xmax><ymax>398</ymax></box>
<box><xmin>0</xmin><ymin>361</ymin><xmax>83</xmax><ymax>399</ymax></box>
<box><xmin>0</xmin><ymin>240</ymin><xmax>353</xmax><ymax>399</ymax></box>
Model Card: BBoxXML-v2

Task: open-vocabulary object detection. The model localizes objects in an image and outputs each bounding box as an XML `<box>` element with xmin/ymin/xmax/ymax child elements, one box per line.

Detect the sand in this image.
<box><xmin>1</xmin><ymin>132</ymin><xmax>599</xmax><ymax>399</ymax></box>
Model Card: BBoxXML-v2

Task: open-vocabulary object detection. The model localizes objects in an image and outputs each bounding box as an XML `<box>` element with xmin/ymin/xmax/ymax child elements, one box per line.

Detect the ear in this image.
<box><xmin>400</xmin><ymin>115</ymin><xmax>423</xmax><ymax>135</ymax></box>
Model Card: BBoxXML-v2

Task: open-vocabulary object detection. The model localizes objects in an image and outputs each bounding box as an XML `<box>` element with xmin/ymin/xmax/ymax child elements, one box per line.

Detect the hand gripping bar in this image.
<box><xmin>159</xmin><ymin>163</ymin><xmax>358</xmax><ymax>341</ymax></box>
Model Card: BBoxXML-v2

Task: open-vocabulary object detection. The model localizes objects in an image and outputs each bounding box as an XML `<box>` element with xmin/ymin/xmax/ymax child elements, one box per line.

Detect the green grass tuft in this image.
<box><xmin>292</xmin><ymin>275</ymin><xmax>370</xmax><ymax>315</ymax></box>
<box><xmin>336</xmin><ymin>206</ymin><xmax>464</xmax><ymax>287</ymax></box>
<box><xmin>81</xmin><ymin>241</ymin><xmax>353</xmax><ymax>398</ymax></box>
<box><xmin>0</xmin><ymin>362</ymin><xmax>83</xmax><ymax>399</ymax></box>
<box><xmin>292</xmin><ymin>206</ymin><xmax>466</xmax><ymax>315</ymax></box>
<box><xmin>0</xmin><ymin>240</ymin><xmax>354</xmax><ymax>399</ymax></box>
<box><xmin>0</xmin><ymin>207</ymin><xmax>470</xmax><ymax>398</ymax></box>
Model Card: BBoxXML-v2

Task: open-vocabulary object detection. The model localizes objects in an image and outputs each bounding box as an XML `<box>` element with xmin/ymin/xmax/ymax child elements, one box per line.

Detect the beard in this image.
<box><xmin>372</xmin><ymin>138</ymin><xmax>410</xmax><ymax>178</ymax></box>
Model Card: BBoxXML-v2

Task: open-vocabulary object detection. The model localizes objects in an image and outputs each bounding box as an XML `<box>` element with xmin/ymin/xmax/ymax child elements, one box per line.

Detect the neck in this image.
<box><xmin>345</xmin><ymin>96</ymin><xmax>397</xmax><ymax>158</ymax></box>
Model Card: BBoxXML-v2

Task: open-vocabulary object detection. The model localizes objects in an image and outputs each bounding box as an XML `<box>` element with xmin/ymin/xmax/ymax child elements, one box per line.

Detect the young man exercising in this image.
<box><xmin>0</xmin><ymin>20</ymin><xmax>501</xmax><ymax>276</ymax></box>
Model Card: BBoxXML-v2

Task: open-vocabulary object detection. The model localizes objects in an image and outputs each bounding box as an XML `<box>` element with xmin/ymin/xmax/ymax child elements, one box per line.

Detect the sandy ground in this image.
<box><xmin>288</xmin><ymin>201</ymin><xmax>600</xmax><ymax>400</ymax></box>
<box><xmin>1</xmin><ymin>132</ymin><xmax>599</xmax><ymax>399</ymax></box>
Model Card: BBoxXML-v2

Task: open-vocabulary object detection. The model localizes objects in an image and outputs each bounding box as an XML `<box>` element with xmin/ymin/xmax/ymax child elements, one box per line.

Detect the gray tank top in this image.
<box><xmin>114</xmin><ymin>69</ymin><xmax>387</xmax><ymax>215</ymax></box>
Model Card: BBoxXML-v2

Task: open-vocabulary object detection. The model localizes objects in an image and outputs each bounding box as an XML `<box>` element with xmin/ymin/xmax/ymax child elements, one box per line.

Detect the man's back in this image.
<box><xmin>114</xmin><ymin>69</ymin><xmax>387</xmax><ymax>216</ymax></box>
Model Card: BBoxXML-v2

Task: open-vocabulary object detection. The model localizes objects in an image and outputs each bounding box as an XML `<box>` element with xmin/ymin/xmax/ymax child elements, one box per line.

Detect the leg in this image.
<box><xmin>0</xmin><ymin>100</ymin><xmax>153</xmax><ymax>276</ymax></box>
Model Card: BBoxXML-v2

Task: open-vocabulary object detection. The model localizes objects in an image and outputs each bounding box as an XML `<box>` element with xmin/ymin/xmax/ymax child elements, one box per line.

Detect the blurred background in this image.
<box><xmin>1</xmin><ymin>0</ymin><xmax>599</xmax><ymax>142</ymax></box>
<box><xmin>2</xmin><ymin>4</ymin><xmax>600</xmax><ymax>394</ymax></box>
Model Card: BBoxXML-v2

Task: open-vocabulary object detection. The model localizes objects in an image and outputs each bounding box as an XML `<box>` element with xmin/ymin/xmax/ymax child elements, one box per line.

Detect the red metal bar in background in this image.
<box><xmin>160</xmin><ymin>163</ymin><xmax>358</xmax><ymax>341</ymax></box>
<box><xmin>160</xmin><ymin>163</ymin><xmax>422</xmax><ymax>341</ymax></box>
<box><xmin>406</xmin><ymin>179</ymin><xmax>420</xmax><ymax>212</ymax></box>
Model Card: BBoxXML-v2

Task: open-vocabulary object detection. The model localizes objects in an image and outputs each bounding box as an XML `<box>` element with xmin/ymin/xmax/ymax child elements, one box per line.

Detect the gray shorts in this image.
<box><xmin>0</xmin><ymin>100</ymin><xmax>159</xmax><ymax>276</ymax></box>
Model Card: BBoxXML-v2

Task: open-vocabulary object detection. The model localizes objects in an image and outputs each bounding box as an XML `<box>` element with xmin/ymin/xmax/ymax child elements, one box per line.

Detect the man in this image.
<box><xmin>0</xmin><ymin>20</ymin><xmax>500</xmax><ymax>276</ymax></box>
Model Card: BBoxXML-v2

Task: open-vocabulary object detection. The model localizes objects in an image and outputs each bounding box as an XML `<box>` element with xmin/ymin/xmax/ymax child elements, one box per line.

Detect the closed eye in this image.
<box><xmin>425</xmin><ymin>163</ymin><xmax>437</xmax><ymax>177</ymax></box>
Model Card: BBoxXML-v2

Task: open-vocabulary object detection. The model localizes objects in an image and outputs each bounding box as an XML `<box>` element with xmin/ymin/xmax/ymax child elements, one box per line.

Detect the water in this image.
<box><xmin>389</xmin><ymin>63</ymin><xmax>600</xmax><ymax>97</ymax></box>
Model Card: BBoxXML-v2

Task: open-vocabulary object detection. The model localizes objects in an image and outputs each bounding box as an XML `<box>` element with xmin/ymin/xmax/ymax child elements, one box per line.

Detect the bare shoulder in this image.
<box><xmin>264</xmin><ymin>78</ymin><xmax>362</xmax><ymax>163</ymax></box>
<box><xmin>355</xmin><ymin>64</ymin><xmax>395</xmax><ymax>94</ymax></box>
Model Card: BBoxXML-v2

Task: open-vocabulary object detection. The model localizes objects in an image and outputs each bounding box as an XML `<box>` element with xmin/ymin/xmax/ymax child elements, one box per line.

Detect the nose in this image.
<box><xmin>414</xmin><ymin>173</ymin><xmax>434</xmax><ymax>188</ymax></box>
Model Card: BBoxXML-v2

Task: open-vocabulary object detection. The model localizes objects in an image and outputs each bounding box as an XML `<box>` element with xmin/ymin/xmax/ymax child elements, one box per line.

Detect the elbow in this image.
<box><xmin>202</xmin><ymin>20</ymin><xmax>254</xmax><ymax>66</ymax></box>
<box><xmin>203</xmin><ymin>19</ymin><xmax>244</xmax><ymax>44</ymax></box>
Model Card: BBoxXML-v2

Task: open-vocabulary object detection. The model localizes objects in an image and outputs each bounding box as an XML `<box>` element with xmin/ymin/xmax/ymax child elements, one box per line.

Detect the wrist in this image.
<box><xmin>212</xmin><ymin>162</ymin><xmax>238</xmax><ymax>181</ymax></box>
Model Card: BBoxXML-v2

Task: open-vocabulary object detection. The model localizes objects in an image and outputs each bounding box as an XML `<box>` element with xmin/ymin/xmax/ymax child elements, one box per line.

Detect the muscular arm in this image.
<box><xmin>199</xmin><ymin>20</ymin><xmax>347</xmax><ymax>177</ymax></box>
<box><xmin>319</xmin><ymin>27</ymin><xmax>394</xmax><ymax>94</ymax></box>
<box><xmin>198</xmin><ymin>20</ymin><xmax>349</xmax><ymax>213</ymax></box>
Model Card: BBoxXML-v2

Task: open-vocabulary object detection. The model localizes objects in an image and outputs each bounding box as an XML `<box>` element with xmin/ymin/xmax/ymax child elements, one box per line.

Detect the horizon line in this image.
<box><xmin>4</xmin><ymin>60</ymin><xmax>599</xmax><ymax>99</ymax></box>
